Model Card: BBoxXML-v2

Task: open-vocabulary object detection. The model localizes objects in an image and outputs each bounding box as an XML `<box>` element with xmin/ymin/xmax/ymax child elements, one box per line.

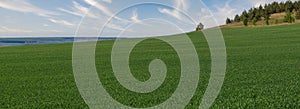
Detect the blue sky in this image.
<box><xmin>0</xmin><ymin>0</ymin><xmax>295</xmax><ymax>37</ymax></box>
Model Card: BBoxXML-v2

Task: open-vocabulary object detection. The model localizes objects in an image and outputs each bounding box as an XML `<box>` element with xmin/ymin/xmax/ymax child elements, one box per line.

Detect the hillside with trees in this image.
<box><xmin>224</xmin><ymin>0</ymin><xmax>300</xmax><ymax>27</ymax></box>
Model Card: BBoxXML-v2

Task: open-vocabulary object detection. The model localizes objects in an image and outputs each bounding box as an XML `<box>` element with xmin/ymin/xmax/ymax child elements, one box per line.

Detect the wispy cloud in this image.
<box><xmin>131</xmin><ymin>9</ymin><xmax>141</xmax><ymax>23</ymax></box>
<box><xmin>58</xmin><ymin>1</ymin><xmax>97</xmax><ymax>18</ymax></box>
<box><xmin>106</xmin><ymin>23</ymin><xmax>125</xmax><ymax>31</ymax></box>
<box><xmin>158</xmin><ymin>0</ymin><xmax>189</xmax><ymax>20</ymax></box>
<box><xmin>2</xmin><ymin>0</ymin><xmax>293</xmax><ymax>37</ymax></box>
<box><xmin>82</xmin><ymin>0</ymin><xmax>132</xmax><ymax>32</ymax></box>
<box><xmin>102</xmin><ymin>0</ymin><xmax>112</xmax><ymax>4</ymax></box>
<box><xmin>84</xmin><ymin>0</ymin><xmax>114</xmax><ymax>18</ymax></box>
<box><xmin>0</xmin><ymin>26</ymin><xmax>32</xmax><ymax>33</ymax></box>
<box><xmin>0</xmin><ymin>0</ymin><xmax>58</xmax><ymax>17</ymax></box>
<box><xmin>84</xmin><ymin>0</ymin><xmax>129</xmax><ymax>22</ymax></box>
<box><xmin>158</xmin><ymin>8</ymin><xmax>182</xmax><ymax>20</ymax></box>
<box><xmin>213</xmin><ymin>2</ymin><xmax>239</xmax><ymax>25</ymax></box>
<box><xmin>49</xmin><ymin>19</ymin><xmax>75</xmax><ymax>26</ymax></box>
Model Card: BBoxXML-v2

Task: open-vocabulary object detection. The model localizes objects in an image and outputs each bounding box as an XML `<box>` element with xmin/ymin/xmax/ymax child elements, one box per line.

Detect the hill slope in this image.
<box><xmin>0</xmin><ymin>24</ymin><xmax>300</xmax><ymax>108</ymax></box>
<box><xmin>222</xmin><ymin>12</ymin><xmax>300</xmax><ymax>28</ymax></box>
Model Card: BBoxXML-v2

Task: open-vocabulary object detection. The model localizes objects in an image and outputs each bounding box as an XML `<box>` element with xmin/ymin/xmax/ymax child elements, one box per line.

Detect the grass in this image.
<box><xmin>0</xmin><ymin>24</ymin><xmax>300</xmax><ymax>108</ymax></box>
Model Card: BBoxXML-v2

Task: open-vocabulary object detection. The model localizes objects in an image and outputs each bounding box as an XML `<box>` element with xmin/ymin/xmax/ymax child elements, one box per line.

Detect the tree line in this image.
<box><xmin>226</xmin><ymin>0</ymin><xmax>300</xmax><ymax>26</ymax></box>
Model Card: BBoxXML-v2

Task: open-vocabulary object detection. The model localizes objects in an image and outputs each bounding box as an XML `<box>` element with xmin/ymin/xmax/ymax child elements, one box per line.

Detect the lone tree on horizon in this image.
<box><xmin>196</xmin><ymin>23</ymin><xmax>204</xmax><ymax>31</ymax></box>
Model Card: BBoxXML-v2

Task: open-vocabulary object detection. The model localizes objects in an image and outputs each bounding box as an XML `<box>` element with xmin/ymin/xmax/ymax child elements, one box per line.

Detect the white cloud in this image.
<box><xmin>0</xmin><ymin>26</ymin><xmax>32</xmax><ymax>33</ymax></box>
<box><xmin>158</xmin><ymin>0</ymin><xmax>189</xmax><ymax>20</ymax></box>
<box><xmin>84</xmin><ymin>0</ymin><xmax>114</xmax><ymax>18</ymax></box>
<box><xmin>0</xmin><ymin>0</ymin><xmax>58</xmax><ymax>17</ymax></box>
<box><xmin>49</xmin><ymin>19</ymin><xmax>75</xmax><ymax>26</ymax></box>
<box><xmin>175</xmin><ymin>0</ymin><xmax>189</xmax><ymax>11</ymax></box>
<box><xmin>84</xmin><ymin>0</ymin><xmax>129</xmax><ymax>22</ymax></box>
<box><xmin>103</xmin><ymin>0</ymin><xmax>112</xmax><ymax>4</ymax></box>
<box><xmin>158</xmin><ymin>8</ymin><xmax>182</xmax><ymax>20</ymax></box>
<box><xmin>213</xmin><ymin>2</ymin><xmax>239</xmax><ymax>25</ymax></box>
<box><xmin>131</xmin><ymin>9</ymin><xmax>141</xmax><ymax>23</ymax></box>
<box><xmin>58</xmin><ymin>1</ymin><xmax>97</xmax><ymax>18</ymax></box>
<box><xmin>121</xmin><ymin>20</ymin><xmax>183</xmax><ymax>37</ymax></box>
<box><xmin>106</xmin><ymin>23</ymin><xmax>125</xmax><ymax>31</ymax></box>
<box><xmin>82</xmin><ymin>0</ymin><xmax>132</xmax><ymax>32</ymax></box>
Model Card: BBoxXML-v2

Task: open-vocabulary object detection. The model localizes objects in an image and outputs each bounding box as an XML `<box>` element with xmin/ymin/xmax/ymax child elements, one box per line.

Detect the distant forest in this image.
<box><xmin>226</xmin><ymin>0</ymin><xmax>300</xmax><ymax>26</ymax></box>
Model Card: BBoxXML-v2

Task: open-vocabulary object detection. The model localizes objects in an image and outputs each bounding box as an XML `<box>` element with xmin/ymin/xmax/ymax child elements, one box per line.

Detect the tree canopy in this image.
<box><xmin>225</xmin><ymin>0</ymin><xmax>300</xmax><ymax>26</ymax></box>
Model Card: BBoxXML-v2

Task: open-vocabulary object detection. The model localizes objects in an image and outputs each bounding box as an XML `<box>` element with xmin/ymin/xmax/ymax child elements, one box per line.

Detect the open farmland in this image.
<box><xmin>0</xmin><ymin>24</ymin><xmax>300</xmax><ymax>108</ymax></box>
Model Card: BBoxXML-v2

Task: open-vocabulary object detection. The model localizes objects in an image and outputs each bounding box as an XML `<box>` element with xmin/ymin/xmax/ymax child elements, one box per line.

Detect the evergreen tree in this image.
<box><xmin>248</xmin><ymin>8</ymin><xmax>254</xmax><ymax>20</ymax></box>
<box><xmin>243</xmin><ymin>17</ymin><xmax>248</xmax><ymax>26</ymax></box>
<box><xmin>280</xmin><ymin>2</ymin><xmax>285</xmax><ymax>12</ymax></box>
<box><xmin>258</xmin><ymin>5</ymin><xmax>264</xmax><ymax>17</ymax></box>
<box><xmin>275</xmin><ymin>4</ymin><xmax>281</xmax><ymax>13</ymax></box>
<box><xmin>284</xmin><ymin>11</ymin><xmax>295</xmax><ymax>23</ymax></box>
<box><xmin>285</xmin><ymin>1</ymin><xmax>294</xmax><ymax>12</ymax></box>
<box><xmin>261</xmin><ymin>9</ymin><xmax>271</xmax><ymax>25</ymax></box>
<box><xmin>265</xmin><ymin>18</ymin><xmax>270</xmax><ymax>25</ymax></box>
<box><xmin>252</xmin><ymin>17</ymin><xmax>257</xmax><ymax>26</ymax></box>
<box><xmin>272</xmin><ymin>2</ymin><xmax>280</xmax><ymax>13</ymax></box>
<box><xmin>223</xmin><ymin>1</ymin><xmax>300</xmax><ymax>26</ymax></box>
<box><xmin>254</xmin><ymin>8</ymin><xmax>261</xmax><ymax>20</ymax></box>
<box><xmin>295</xmin><ymin>1</ymin><xmax>300</xmax><ymax>11</ymax></box>
<box><xmin>234</xmin><ymin>14</ymin><xmax>241</xmax><ymax>22</ymax></box>
<box><xmin>248</xmin><ymin>8</ymin><xmax>256</xmax><ymax>20</ymax></box>
<box><xmin>242</xmin><ymin>10</ymin><xmax>249</xmax><ymax>19</ymax></box>
<box><xmin>226</xmin><ymin>18</ymin><xmax>232</xmax><ymax>24</ymax></box>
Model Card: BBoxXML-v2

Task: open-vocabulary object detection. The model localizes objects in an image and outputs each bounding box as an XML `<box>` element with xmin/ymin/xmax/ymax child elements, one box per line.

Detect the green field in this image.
<box><xmin>0</xmin><ymin>24</ymin><xmax>300</xmax><ymax>108</ymax></box>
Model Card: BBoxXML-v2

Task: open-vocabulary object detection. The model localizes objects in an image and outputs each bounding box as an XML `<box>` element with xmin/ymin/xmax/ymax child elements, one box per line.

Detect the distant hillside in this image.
<box><xmin>224</xmin><ymin>1</ymin><xmax>300</xmax><ymax>28</ymax></box>
<box><xmin>222</xmin><ymin>12</ymin><xmax>300</xmax><ymax>28</ymax></box>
